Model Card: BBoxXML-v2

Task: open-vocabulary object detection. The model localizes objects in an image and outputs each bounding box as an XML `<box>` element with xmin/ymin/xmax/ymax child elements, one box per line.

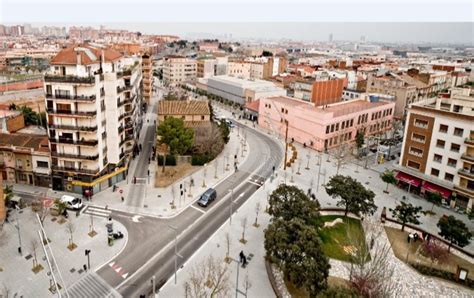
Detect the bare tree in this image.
<box><xmin>240</xmin><ymin>217</ymin><xmax>248</xmax><ymax>244</ymax></box>
<box><xmin>193</xmin><ymin>123</ymin><xmax>225</xmax><ymax>157</ymax></box>
<box><xmin>171</xmin><ymin>184</ymin><xmax>176</xmax><ymax>208</ymax></box>
<box><xmin>242</xmin><ymin>273</ymin><xmax>252</xmax><ymax>296</ymax></box>
<box><xmin>65</xmin><ymin>222</ymin><xmax>76</xmax><ymax>250</ymax></box>
<box><xmin>345</xmin><ymin>218</ymin><xmax>400</xmax><ymax>297</ymax></box>
<box><xmin>184</xmin><ymin>255</ymin><xmax>230</xmax><ymax>298</ymax></box>
<box><xmin>30</xmin><ymin>239</ymin><xmax>39</xmax><ymax>269</ymax></box>
<box><xmin>225</xmin><ymin>232</ymin><xmax>231</xmax><ymax>263</ymax></box>
<box><xmin>253</xmin><ymin>202</ymin><xmax>261</xmax><ymax>228</ymax></box>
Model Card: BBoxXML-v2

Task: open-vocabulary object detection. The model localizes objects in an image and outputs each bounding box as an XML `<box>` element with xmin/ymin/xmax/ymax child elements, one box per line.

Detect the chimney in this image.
<box><xmin>76</xmin><ymin>51</ymin><xmax>81</xmax><ymax>65</ymax></box>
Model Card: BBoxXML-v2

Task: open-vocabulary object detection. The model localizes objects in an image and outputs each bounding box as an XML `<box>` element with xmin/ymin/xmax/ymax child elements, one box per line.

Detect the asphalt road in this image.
<box><xmin>95</xmin><ymin>122</ymin><xmax>283</xmax><ymax>297</ymax></box>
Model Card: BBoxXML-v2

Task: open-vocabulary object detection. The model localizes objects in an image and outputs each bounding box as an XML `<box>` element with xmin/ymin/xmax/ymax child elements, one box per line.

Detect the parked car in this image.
<box><xmin>197</xmin><ymin>188</ymin><xmax>217</xmax><ymax>207</ymax></box>
<box><xmin>60</xmin><ymin>195</ymin><xmax>83</xmax><ymax>210</ymax></box>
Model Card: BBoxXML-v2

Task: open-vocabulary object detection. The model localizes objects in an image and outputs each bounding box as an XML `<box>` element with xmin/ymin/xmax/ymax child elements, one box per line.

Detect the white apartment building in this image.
<box><xmin>397</xmin><ymin>88</ymin><xmax>474</xmax><ymax>211</ymax></box>
<box><xmin>45</xmin><ymin>44</ymin><xmax>143</xmax><ymax>194</ymax></box>
<box><xmin>162</xmin><ymin>55</ymin><xmax>197</xmax><ymax>85</ymax></box>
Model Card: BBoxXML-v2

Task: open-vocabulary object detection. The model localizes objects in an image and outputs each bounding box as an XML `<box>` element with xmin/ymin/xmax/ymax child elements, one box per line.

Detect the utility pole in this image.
<box><xmin>283</xmin><ymin>120</ymin><xmax>289</xmax><ymax>170</ymax></box>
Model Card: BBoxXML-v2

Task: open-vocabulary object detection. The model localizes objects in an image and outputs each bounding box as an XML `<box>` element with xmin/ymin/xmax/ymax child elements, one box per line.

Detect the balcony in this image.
<box><xmin>118</xmin><ymin>126</ymin><xmax>124</xmax><ymax>134</ymax></box>
<box><xmin>47</xmin><ymin>108</ymin><xmax>97</xmax><ymax>117</ymax></box>
<box><xmin>117</xmin><ymin>85</ymin><xmax>132</xmax><ymax>94</ymax></box>
<box><xmin>465</xmin><ymin>137</ymin><xmax>474</xmax><ymax>146</ymax></box>
<box><xmin>454</xmin><ymin>184</ymin><xmax>474</xmax><ymax>196</ymax></box>
<box><xmin>461</xmin><ymin>153</ymin><xmax>474</xmax><ymax>163</ymax></box>
<box><xmin>51</xmin><ymin>152</ymin><xmax>99</xmax><ymax>161</ymax></box>
<box><xmin>45</xmin><ymin>75</ymin><xmax>95</xmax><ymax>85</ymax></box>
<box><xmin>48</xmin><ymin>124</ymin><xmax>98</xmax><ymax>132</ymax></box>
<box><xmin>49</xmin><ymin>137</ymin><xmax>98</xmax><ymax>147</ymax></box>
<box><xmin>117</xmin><ymin>69</ymin><xmax>132</xmax><ymax>78</ymax></box>
<box><xmin>46</xmin><ymin>94</ymin><xmax>96</xmax><ymax>102</ymax></box>
<box><xmin>51</xmin><ymin>165</ymin><xmax>100</xmax><ymax>175</ymax></box>
<box><xmin>458</xmin><ymin>169</ymin><xmax>474</xmax><ymax>180</ymax></box>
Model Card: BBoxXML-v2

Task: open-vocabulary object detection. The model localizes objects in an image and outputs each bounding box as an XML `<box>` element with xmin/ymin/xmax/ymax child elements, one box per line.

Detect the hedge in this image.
<box><xmin>410</xmin><ymin>263</ymin><xmax>474</xmax><ymax>289</ymax></box>
<box><xmin>191</xmin><ymin>154</ymin><xmax>212</xmax><ymax>166</ymax></box>
<box><xmin>157</xmin><ymin>155</ymin><xmax>177</xmax><ymax>166</ymax></box>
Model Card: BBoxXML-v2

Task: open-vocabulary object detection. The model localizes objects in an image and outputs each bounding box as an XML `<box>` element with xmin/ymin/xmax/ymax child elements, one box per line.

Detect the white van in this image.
<box><xmin>60</xmin><ymin>195</ymin><xmax>83</xmax><ymax>210</ymax></box>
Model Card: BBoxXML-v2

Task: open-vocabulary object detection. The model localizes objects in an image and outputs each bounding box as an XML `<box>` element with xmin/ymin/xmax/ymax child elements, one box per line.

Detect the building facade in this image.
<box><xmin>45</xmin><ymin>44</ymin><xmax>143</xmax><ymax>195</ymax></box>
<box><xmin>142</xmin><ymin>53</ymin><xmax>153</xmax><ymax>103</ymax></box>
<box><xmin>397</xmin><ymin>88</ymin><xmax>474</xmax><ymax>211</ymax></box>
<box><xmin>162</xmin><ymin>55</ymin><xmax>197</xmax><ymax>85</ymax></box>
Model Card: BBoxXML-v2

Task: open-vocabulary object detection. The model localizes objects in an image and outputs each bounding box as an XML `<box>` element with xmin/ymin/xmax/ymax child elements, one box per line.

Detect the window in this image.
<box><xmin>407</xmin><ymin>160</ymin><xmax>420</xmax><ymax>170</ymax></box>
<box><xmin>330</xmin><ymin>124</ymin><xmax>334</xmax><ymax>133</ymax></box>
<box><xmin>335</xmin><ymin>123</ymin><xmax>339</xmax><ymax>131</ymax></box>
<box><xmin>411</xmin><ymin>133</ymin><xmax>426</xmax><ymax>143</ymax></box>
<box><xmin>436</xmin><ymin>139</ymin><xmax>445</xmax><ymax>148</ymax></box>
<box><xmin>326</xmin><ymin>126</ymin><xmax>330</xmax><ymax>134</ymax></box>
<box><xmin>26</xmin><ymin>160</ymin><xmax>30</xmax><ymax>167</ymax></box>
<box><xmin>450</xmin><ymin>143</ymin><xmax>460</xmax><ymax>153</ymax></box>
<box><xmin>16</xmin><ymin>159</ymin><xmax>23</xmax><ymax>168</ymax></box>
<box><xmin>444</xmin><ymin>173</ymin><xmax>454</xmax><ymax>182</ymax></box>
<box><xmin>414</xmin><ymin>119</ymin><xmax>428</xmax><ymax>129</ymax></box>
<box><xmin>37</xmin><ymin>161</ymin><xmax>49</xmax><ymax>168</ymax></box>
<box><xmin>201</xmin><ymin>115</ymin><xmax>205</xmax><ymax>120</ymax></box>
<box><xmin>409</xmin><ymin>147</ymin><xmax>423</xmax><ymax>157</ymax></box>
<box><xmin>433</xmin><ymin>154</ymin><xmax>442</xmax><ymax>163</ymax></box>
<box><xmin>439</xmin><ymin>124</ymin><xmax>448</xmax><ymax>133</ymax></box>
<box><xmin>447</xmin><ymin>158</ymin><xmax>457</xmax><ymax>167</ymax></box>
<box><xmin>454</xmin><ymin>127</ymin><xmax>464</xmax><ymax>137</ymax></box>
<box><xmin>431</xmin><ymin>168</ymin><xmax>439</xmax><ymax>177</ymax></box>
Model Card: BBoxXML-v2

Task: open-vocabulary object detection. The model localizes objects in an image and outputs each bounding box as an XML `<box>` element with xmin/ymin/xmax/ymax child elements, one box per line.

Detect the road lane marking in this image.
<box><xmin>190</xmin><ymin>205</ymin><xmax>205</xmax><ymax>214</ymax></box>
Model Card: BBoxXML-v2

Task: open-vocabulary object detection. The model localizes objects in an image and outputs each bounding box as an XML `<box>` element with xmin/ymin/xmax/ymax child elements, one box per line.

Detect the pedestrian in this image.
<box><xmin>407</xmin><ymin>234</ymin><xmax>411</xmax><ymax>243</ymax></box>
<box><xmin>121</xmin><ymin>196</ymin><xmax>124</xmax><ymax>202</ymax></box>
<box><xmin>83</xmin><ymin>264</ymin><xmax>87</xmax><ymax>272</ymax></box>
<box><xmin>370</xmin><ymin>237</ymin><xmax>375</xmax><ymax>250</ymax></box>
<box><xmin>239</xmin><ymin>251</ymin><xmax>245</xmax><ymax>264</ymax></box>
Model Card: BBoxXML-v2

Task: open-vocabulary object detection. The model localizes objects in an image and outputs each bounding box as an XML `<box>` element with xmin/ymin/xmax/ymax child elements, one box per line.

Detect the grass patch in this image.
<box><xmin>317</xmin><ymin>215</ymin><xmax>367</xmax><ymax>263</ymax></box>
<box><xmin>285</xmin><ymin>276</ymin><xmax>354</xmax><ymax>298</ymax></box>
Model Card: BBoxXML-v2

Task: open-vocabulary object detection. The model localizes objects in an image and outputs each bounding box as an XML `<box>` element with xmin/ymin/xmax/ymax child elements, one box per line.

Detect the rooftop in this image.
<box><xmin>50</xmin><ymin>44</ymin><xmax>122</xmax><ymax>65</ymax></box>
<box><xmin>0</xmin><ymin>133</ymin><xmax>49</xmax><ymax>152</ymax></box>
<box><xmin>158</xmin><ymin>100</ymin><xmax>210</xmax><ymax>116</ymax></box>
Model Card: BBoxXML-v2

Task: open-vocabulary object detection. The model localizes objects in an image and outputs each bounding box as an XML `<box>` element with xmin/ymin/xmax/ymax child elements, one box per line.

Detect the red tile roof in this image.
<box><xmin>51</xmin><ymin>44</ymin><xmax>122</xmax><ymax>65</ymax></box>
<box><xmin>244</xmin><ymin>100</ymin><xmax>260</xmax><ymax>112</ymax></box>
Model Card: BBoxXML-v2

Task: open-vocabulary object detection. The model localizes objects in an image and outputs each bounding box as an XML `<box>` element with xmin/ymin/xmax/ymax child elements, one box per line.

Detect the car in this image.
<box><xmin>60</xmin><ymin>195</ymin><xmax>83</xmax><ymax>210</ymax></box>
<box><xmin>197</xmin><ymin>188</ymin><xmax>217</xmax><ymax>207</ymax></box>
<box><xmin>225</xmin><ymin>119</ymin><xmax>235</xmax><ymax>128</ymax></box>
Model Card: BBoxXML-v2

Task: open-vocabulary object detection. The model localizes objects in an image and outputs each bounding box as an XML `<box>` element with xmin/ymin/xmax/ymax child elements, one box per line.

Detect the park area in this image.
<box><xmin>385</xmin><ymin>226</ymin><xmax>474</xmax><ymax>288</ymax></box>
<box><xmin>317</xmin><ymin>215</ymin><xmax>367</xmax><ymax>263</ymax></box>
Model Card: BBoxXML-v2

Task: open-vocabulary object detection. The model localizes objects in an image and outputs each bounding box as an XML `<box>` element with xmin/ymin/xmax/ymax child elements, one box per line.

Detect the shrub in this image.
<box><xmin>410</xmin><ymin>263</ymin><xmax>474</xmax><ymax>288</ymax></box>
<box><xmin>191</xmin><ymin>154</ymin><xmax>212</xmax><ymax>166</ymax></box>
<box><xmin>157</xmin><ymin>155</ymin><xmax>177</xmax><ymax>166</ymax></box>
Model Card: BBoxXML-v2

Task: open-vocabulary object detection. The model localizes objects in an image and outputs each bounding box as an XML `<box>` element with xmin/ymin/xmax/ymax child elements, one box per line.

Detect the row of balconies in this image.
<box><xmin>45</xmin><ymin>75</ymin><xmax>96</xmax><ymax>85</ymax></box>
<box><xmin>465</xmin><ymin>137</ymin><xmax>474</xmax><ymax>146</ymax></box>
<box><xmin>46</xmin><ymin>93</ymin><xmax>97</xmax><ymax>102</ymax></box>
<box><xmin>51</xmin><ymin>165</ymin><xmax>99</xmax><ymax>175</ymax></box>
<box><xmin>117</xmin><ymin>85</ymin><xmax>132</xmax><ymax>93</ymax></box>
<box><xmin>48</xmin><ymin>124</ymin><xmax>98</xmax><ymax>132</ymax></box>
<box><xmin>461</xmin><ymin>153</ymin><xmax>474</xmax><ymax>163</ymax></box>
<box><xmin>458</xmin><ymin>168</ymin><xmax>474</xmax><ymax>180</ymax></box>
<box><xmin>47</xmin><ymin>108</ymin><xmax>97</xmax><ymax>117</ymax></box>
<box><xmin>51</xmin><ymin>152</ymin><xmax>99</xmax><ymax>161</ymax></box>
<box><xmin>49</xmin><ymin>137</ymin><xmax>98</xmax><ymax>147</ymax></box>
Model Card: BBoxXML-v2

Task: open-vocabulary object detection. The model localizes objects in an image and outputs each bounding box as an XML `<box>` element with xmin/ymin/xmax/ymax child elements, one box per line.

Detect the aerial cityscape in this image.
<box><xmin>0</xmin><ymin>1</ymin><xmax>473</xmax><ymax>297</ymax></box>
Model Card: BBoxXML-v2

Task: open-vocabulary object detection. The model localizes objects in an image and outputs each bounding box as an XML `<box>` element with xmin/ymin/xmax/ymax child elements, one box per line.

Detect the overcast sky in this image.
<box><xmin>1</xmin><ymin>0</ymin><xmax>473</xmax><ymax>44</ymax></box>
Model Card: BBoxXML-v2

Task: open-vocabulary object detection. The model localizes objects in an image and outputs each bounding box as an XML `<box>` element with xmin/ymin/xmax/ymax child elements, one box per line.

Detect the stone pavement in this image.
<box><xmin>0</xmin><ymin>208</ymin><xmax>127</xmax><ymax>297</ymax></box>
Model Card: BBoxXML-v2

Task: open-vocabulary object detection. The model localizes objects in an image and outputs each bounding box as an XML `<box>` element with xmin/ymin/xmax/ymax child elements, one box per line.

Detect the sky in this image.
<box><xmin>0</xmin><ymin>0</ymin><xmax>473</xmax><ymax>44</ymax></box>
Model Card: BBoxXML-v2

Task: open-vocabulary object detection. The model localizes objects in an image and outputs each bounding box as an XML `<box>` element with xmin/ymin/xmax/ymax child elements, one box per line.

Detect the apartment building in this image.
<box><xmin>0</xmin><ymin>133</ymin><xmax>51</xmax><ymax>187</ymax></box>
<box><xmin>197</xmin><ymin>58</ymin><xmax>217</xmax><ymax>78</ymax></box>
<box><xmin>162</xmin><ymin>55</ymin><xmax>197</xmax><ymax>85</ymax></box>
<box><xmin>45</xmin><ymin>44</ymin><xmax>143</xmax><ymax>194</ymax></box>
<box><xmin>259</xmin><ymin>95</ymin><xmax>395</xmax><ymax>152</ymax></box>
<box><xmin>397</xmin><ymin>88</ymin><xmax>474</xmax><ymax>211</ymax></box>
<box><xmin>142</xmin><ymin>53</ymin><xmax>153</xmax><ymax>103</ymax></box>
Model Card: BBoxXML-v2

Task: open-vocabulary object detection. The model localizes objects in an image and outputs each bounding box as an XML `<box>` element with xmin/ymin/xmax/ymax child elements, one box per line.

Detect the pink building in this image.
<box><xmin>259</xmin><ymin>96</ymin><xmax>395</xmax><ymax>151</ymax></box>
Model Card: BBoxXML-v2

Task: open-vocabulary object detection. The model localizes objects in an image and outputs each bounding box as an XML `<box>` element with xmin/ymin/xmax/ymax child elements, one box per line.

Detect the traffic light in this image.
<box><xmin>85</xmin><ymin>249</ymin><xmax>91</xmax><ymax>256</ymax></box>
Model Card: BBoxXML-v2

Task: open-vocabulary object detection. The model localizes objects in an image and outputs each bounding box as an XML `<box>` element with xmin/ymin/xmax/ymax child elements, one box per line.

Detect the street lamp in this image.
<box><xmin>85</xmin><ymin>249</ymin><xmax>91</xmax><ymax>270</ymax></box>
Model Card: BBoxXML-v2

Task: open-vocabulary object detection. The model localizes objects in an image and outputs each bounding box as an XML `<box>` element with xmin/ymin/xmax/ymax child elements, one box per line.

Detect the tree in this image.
<box><xmin>157</xmin><ymin>117</ymin><xmax>194</xmax><ymax>155</ymax></box>
<box><xmin>65</xmin><ymin>222</ymin><xmax>76</xmax><ymax>250</ymax></box>
<box><xmin>437</xmin><ymin>215</ymin><xmax>472</xmax><ymax>252</ymax></box>
<box><xmin>268</xmin><ymin>184</ymin><xmax>321</xmax><ymax>225</ymax></box>
<box><xmin>224</xmin><ymin>232</ymin><xmax>231</xmax><ymax>263</ymax></box>
<box><xmin>253</xmin><ymin>202</ymin><xmax>261</xmax><ymax>228</ymax></box>
<box><xmin>264</xmin><ymin>218</ymin><xmax>330</xmax><ymax>296</ymax></box>
<box><xmin>193</xmin><ymin>123</ymin><xmax>224</xmax><ymax>158</ymax></box>
<box><xmin>325</xmin><ymin>175</ymin><xmax>376</xmax><ymax>218</ymax></box>
<box><xmin>420</xmin><ymin>239</ymin><xmax>448</xmax><ymax>268</ymax></box>
<box><xmin>240</xmin><ymin>216</ymin><xmax>248</xmax><ymax>244</ymax></box>
<box><xmin>54</xmin><ymin>199</ymin><xmax>67</xmax><ymax>216</ymax></box>
<box><xmin>30</xmin><ymin>239</ymin><xmax>39</xmax><ymax>270</ymax></box>
<box><xmin>163</xmin><ymin>92</ymin><xmax>179</xmax><ymax>101</ymax></box>
<box><xmin>218</xmin><ymin>121</ymin><xmax>230</xmax><ymax>144</ymax></box>
<box><xmin>3</xmin><ymin>185</ymin><xmax>13</xmax><ymax>206</ymax></box>
<box><xmin>14</xmin><ymin>106</ymin><xmax>43</xmax><ymax>126</ymax></box>
<box><xmin>380</xmin><ymin>170</ymin><xmax>397</xmax><ymax>194</ymax></box>
<box><xmin>389</xmin><ymin>201</ymin><xmax>422</xmax><ymax>232</ymax></box>
<box><xmin>261</xmin><ymin>50</ymin><xmax>273</xmax><ymax>57</ymax></box>
<box><xmin>425</xmin><ymin>192</ymin><xmax>443</xmax><ymax>213</ymax></box>
<box><xmin>184</xmin><ymin>255</ymin><xmax>230</xmax><ymax>298</ymax></box>
<box><xmin>355</xmin><ymin>131</ymin><xmax>365</xmax><ymax>156</ymax></box>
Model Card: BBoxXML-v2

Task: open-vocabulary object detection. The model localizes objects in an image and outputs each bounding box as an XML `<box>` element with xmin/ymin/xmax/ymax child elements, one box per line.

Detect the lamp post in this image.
<box><xmin>85</xmin><ymin>249</ymin><xmax>91</xmax><ymax>269</ymax></box>
<box><xmin>168</xmin><ymin>225</ymin><xmax>182</xmax><ymax>284</ymax></box>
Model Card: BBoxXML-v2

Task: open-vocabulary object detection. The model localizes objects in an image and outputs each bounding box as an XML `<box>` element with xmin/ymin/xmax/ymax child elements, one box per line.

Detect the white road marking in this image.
<box><xmin>190</xmin><ymin>205</ymin><xmax>205</xmax><ymax>214</ymax></box>
<box><xmin>131</xmin><ymin>215</ymin><xmax>142</xmax><ymax>223</ymax></box>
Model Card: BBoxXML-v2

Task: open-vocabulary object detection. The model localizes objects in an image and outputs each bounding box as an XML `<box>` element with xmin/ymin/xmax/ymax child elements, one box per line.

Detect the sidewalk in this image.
<box><xmin>86</xmin><ymin>128</ymin><xmax>249</xmax><ymax>218</ymax></box>
<box><xmin>0</xmin><ymin>208</ymin><xmax>127</xmax><ymax>297</ymax></box>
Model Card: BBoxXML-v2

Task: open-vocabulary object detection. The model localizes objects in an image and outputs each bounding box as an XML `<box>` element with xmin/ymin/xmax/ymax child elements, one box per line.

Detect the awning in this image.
<box><xmin>422</xmin><ymin>181</ymin><xmax>452</xmax><ymax>199</ymax></box>
<box><xmin>396</xmin><ymin>172</ymin><xmax>422</xmax><ymax>187</ymax></box>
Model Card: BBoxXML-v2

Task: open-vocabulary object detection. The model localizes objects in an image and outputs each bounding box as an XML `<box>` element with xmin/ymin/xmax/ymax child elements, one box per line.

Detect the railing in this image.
<box><xmin>45</xmin><ymin>94</ymin><xmax>96</xmax><ymax>101</ymax></box>
<box><xmin>46</xmin><ymin>109</ymin><xmax>97</xmax><ymax>117</ymax></box>
<box><xmin>413</xmin><ymin>122</ymin><xmax>428</xmax><ymax>129</ymax></box>
<box><xmin>465</xmin><ymin>137</ymin><xmax>474</xmax><ymax>146</ymax></box>
<box><xmin>51</xmin><ymin>152</ymin><xmax>99</xmax><ymax>160</ymax></box>
<box><xmin>48</xmin><ymin>124</ymin><xmax>98</xmax><ymax>132</ymax></box>
<box><xmin>461</xmin><ymin>153</ymin><xmax>474</xmax><ymax>163</ymax></box>
<box><xmin>51</xmin><ymin>165</ymin><xmax>99</xmax><ymax>175</ymax></box>
<box><xmin>458</xmin><ymin>169</ymin><xmax>474</xmax><ymax>179</ymax></box>
<box><xmin>49</xmin><ymin>137</ymin><xmax>98</xmax><ymax>146</ymax></box>
<box><xmin>117</xmin><ymin>85</ymin><xmax>132</xmax><ymax>93</ymax></box>
<box><xmin>408</xmin><ymin>151</ymin><xmax>423</xmax><ymax>158</ymax></box>
<box><xmin>45</xmin><ymin>75</ymin><xmax>95</xmax><ymax>84</ymax></box>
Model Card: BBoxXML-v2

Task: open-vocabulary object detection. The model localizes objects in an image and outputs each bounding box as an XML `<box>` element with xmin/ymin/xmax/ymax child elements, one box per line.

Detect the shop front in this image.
<box><xmin>421</xmin><ymin>181</ymin><xmax>453</xmax><ymax>206</ymax></box>
<box><xmin>395</xmin><ymin>171</ymin><xmax>422</xmax><ymax>195</ymax></box>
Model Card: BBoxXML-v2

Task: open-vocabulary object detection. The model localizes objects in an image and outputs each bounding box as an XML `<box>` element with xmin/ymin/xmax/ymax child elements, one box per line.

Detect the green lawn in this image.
<box><xmin>317</xmin><ymin>215</ymin><xmax>367</xmax><ymax>263</ymax></box>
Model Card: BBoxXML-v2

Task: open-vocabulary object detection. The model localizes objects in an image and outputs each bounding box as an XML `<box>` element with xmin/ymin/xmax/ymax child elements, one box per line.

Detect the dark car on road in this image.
<box><xmin>197</xmin><ymin>188</ymin><xmax>217</xmax><ymax>207</ymax></box>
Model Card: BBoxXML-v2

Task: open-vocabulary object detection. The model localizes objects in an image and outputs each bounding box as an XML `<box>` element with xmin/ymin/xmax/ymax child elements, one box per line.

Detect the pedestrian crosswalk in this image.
<box><xmin>67</xmin><ymin>272</ymin><xmax>121</xmax><ymax>298</ymax></box>
<box><xmin>83</xmin><ymin>205</ymin><xmax>112</xmax><ymax>219</ymax></box>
